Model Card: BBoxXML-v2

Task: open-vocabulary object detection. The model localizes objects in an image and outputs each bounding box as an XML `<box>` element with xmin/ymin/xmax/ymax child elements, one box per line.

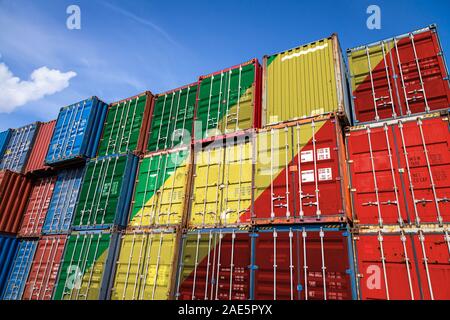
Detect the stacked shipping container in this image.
<box><xmin>0</xmin><ymin>24</ymin><xmax>449</xmax><ymax>301</ymax></box>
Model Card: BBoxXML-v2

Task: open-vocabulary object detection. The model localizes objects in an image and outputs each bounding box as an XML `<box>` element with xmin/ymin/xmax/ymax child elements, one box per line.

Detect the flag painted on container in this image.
<box><xmin>0</xmin><ymin>123</ymin><xmax>38</xmax><ymax>173</ymax></box>
<box><xmin>0</xmin><ymin>129</ymin><xmax>12</xmax><ymax>161</ymax></box>
<box><xmin>97</xmin><ymin>92</ymin><xmax>153</xmax><ymax>157</ymax></box>
<box><xmin>194</xmin><ymin>59</ymin><xmax>261</xmax><ymax>142</ymax></box>
<box><xmin>53</xmin><ymin>232</ymin><xmax>120</xmax><ymax>300</ymax></box>
<box><xmin>147</xmin><ymin>84</ymin><xmax>196</xmax><ymax>153</ymax></box>
<box><xmin>348</xmin><ymin>25</ymin><xmax>450</xmax><ymax>124</ymax></box>
<box><xmin>72</xmin><ymin>154</ymin><xmax>138</xmax><ymax>230</ymax></box>
<box><xmin>175</xmin><ymin>228</ymin><xmax>252</xmax><ymax>300</ymax></box>
<box><xmin>43</xmin><ymin>167</ymin><xmax>85</xmax><ymax>234</ymax></box>
<box><xmin>189</xmin><ymin>137</ymin><xmax>253</xmax><ymax>227</ymax></box>
<box><xmin>45</xmin><ymin>97</ymin><xmax>108</xmax><ymax>166</ymax></box>
<box><xmin>129</xmin><ymin>148</ymin><xmax>190</xmax><ymax>228</ymax></box>
<box><xmin>263</xmin><ymin>35</ymin><xmax>350</xmax><ymax>125</ymax></box>
<box><xmin>2</xmin><ymin>240</ymin><xmax>37</xmax><ymax>300</ymax></box>
<box><xmin>110</xmin><ymin>230</ymin><xmax>179</xmax><ymax>300</ymax></box>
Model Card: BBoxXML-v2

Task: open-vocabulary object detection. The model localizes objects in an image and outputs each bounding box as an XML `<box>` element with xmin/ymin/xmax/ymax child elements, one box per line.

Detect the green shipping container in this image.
<box><xmin>194</xmin><ymin>59</ymin><xmax>261</xmax><ymax>142</ymax></box>
<box><xmin>53</xmin><ymin>232</ymin><xmax>120</xmax><ymax>300</ymax></box>
<box><xmin>97</xmin><ymin>92</ymin><xmax>153</xmax><ymax>157</ymax></box>
<box><xmin>147</xmin><ymin>84</ymin><xmax>197</xmax><ymax>153</ymax></box>
<box><xmin>72</xmin><ymin>153</ymin><xmax>139</xmax><ymax>230</ymax></box>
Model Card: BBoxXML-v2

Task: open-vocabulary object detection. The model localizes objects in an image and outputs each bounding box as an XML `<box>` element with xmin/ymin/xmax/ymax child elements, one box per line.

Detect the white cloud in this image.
<box><xmin>0</xmin><ymin>62</ymin><xmax>77</xmax><ymax>113</ymax></box>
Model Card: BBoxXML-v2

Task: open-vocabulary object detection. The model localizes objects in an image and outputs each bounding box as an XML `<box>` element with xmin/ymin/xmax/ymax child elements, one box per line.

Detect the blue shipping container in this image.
<box><xmin>1</xmin><ymin>240</ymin><xmax>37</xmax><ymax>300</ymax></box>
<box><xmin>0</xmin><ymin>123</ymin><xmax>39</xmax><ymax>173</ymax></box>
<box><xmin>42</xmin><ymin>166</ymin><xmax>85</xmax><ymax>234</ymax></box>
<box><xmin>0</xmin><ymin>129</ymin><xmax>12</xmax><ymax>161</ymax></box>
<box><xmin>0</xmin><ymin>235</ymin><xmax>19</xmax><ymax>299</ymax></box>
<box><xmin>45</xmin><ymin>97</ymin><xmax>108</xmax><ymax>166</ymax></box>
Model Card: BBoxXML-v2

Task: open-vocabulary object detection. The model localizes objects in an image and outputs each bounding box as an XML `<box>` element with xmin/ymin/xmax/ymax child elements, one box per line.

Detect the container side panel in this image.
<box><xmin>25</xmin><ymin>120</ymin><xmax>56</xmax><ymax>173</ymax></box>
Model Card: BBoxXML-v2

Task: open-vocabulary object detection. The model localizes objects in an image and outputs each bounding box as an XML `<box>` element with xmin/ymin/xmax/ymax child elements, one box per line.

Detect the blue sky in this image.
<box><xmin>0</xmin><ymin>0</ymin><xmax>449</xmax><ymax>131</ymax></box>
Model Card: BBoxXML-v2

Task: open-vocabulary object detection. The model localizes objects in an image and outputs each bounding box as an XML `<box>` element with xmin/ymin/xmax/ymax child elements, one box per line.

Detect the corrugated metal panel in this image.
<box><xmin>129</xmin><ymin>148</ymin><xmax>191</xmax><ymax>228</ymax></box>
<box><xmin>45</xmin><ymin>97</ymin><xmax>108</xmax><ymax>166</ymax></box>
<box><xmin>353</xmin><ymin>227</ymin><xmax>450</xmax><ymax>300</ymax></box>
<box><xmin>42</xmin><ymin>167</ymin><xmax>85</xmax><ymax>234</ymax></box>
<box><xmin>109</xmin><ymin>229</ymin><xmax>180</xmax><ymax>300</ymax></box>
<box><xmin>97</xmin><ymin>92</ymin><xmax>153</xmax><ymax>157</ymax></box>
<box><xmin>0</xmin><ymin>129</ymin><xmax>12</xmax><ymax>160</ymax></box>
<box><xmin>347</xmin><ymin>113</ymin><xmax>449</xmax><ymax>226</ymax></box>
<box><xmin>263</xmin><ymin>35</ymin><xmax>350</xmax><ymax>125</ymax></box>
<box><xmin>25</xmin><ymin>120</ymin><xmax>56</xmax><ymax>174</ymax></box>
<box><xmin>72</xmin><ymin>154</ymin><xmax>138</xmax><ymax>230</ymax></box>
<box><xmin>0</xmin><ymin>123</ymin><xmax>39</xmax><ymax>173</ymax></box>
<box><xmin>2</xmin><ymin>240</ymin><xmax>38</xmax><ymax>300</ymax></box>
<box><xmin>175</xmin><ymin>228</ymin><xmax>252</xmax><ymax>300</ymax></box>
<box><xmin>148</xmin><ymin>84</ymin><xmax>197</xmax><ymax>153</ymax></box>
<box><xmin>189</xmin><ymin>136</ymin><xmax>253</xmax><ymax>228</ymax></box>
<box><xmin>253</xmin><ymin>226</ymin><xmax>355</xmax><ymax>300</ymax></box>
<box><xmin>53</xmin><ymin>231</ymin><xmax>120</xmax><ymax>300</ymax></box>
<box><xmin>0</xmin><ymin>235</ymin><xmax>19</xmax><ymax>298</ymax></box>
<box><xmin>194</xmin><ymin>59</ymin><xmax>261</xmax><ymax>142</ymax></box>
<box><xmin>0</xmin><ymin>170</ymin><xmax>33</xmax><ymax>234</ymax></box>
<box><xmin>348</xmin><ymin>25</ymin><xmax>450</xmax><ymax>124</ymax></box>
<box><xmin>254</xmin><ymin>114</ymin><xmax>352</xmax><ymax>224</ymax></box>
<box><xmin>22</xmin><ymin>235</ymin><xmax>67</xmax><ymax>300</ymax></box>
<box><xmin>18</xmin><ymin>176</ymin><xmax>57</xmax><ymax>237</ymax></box>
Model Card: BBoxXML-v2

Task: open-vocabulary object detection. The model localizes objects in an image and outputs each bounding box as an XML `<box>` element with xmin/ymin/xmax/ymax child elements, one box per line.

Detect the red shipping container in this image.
<box><xmin>25</xmin><ymin>120</ymin><xmax>56</xmax><ymax>174</ymax></box>
<box><xmin>253</xmin><ymin>114</ymin><xmax>352</xmax><ymax>224</ymax></box>
<box><xmin>22</xmin><ymin>235</ymin><xmax>67</xmax><ymax>300</ymax></box>
<box><xmin>0</xmin><ymin>170</ymin><xmax>32</xmax><ymax>234</ymax></box>
<box><xmin>253</xmin><ymin>227</ymin><xmax>355</xmax><ymax>300</ymax></box>
<box><xmin>353</xmin><ymin>228</ymin><xmax>450</xmax><ymax>300</ymax></box>
<box><xmin>18</xmin><ymin>176</ymin><xmax>57</xmax><ymax>237</ymax></box>
<box><xmin>347</xmin><ymin>113</ymin><xmax>450</xmax><ymax>226</ymax></box>
<box><xmin>348</xmin><ymin>25</ymin><xmax>450</xmax><ymax>123</ymax></box>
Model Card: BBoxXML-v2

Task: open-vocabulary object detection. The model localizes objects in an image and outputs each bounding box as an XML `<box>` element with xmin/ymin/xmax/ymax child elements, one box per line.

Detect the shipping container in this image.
<box><xmin>0</xmin><ymin>234</ymin><xmax>19</xmax><ymax>298</ymax></box>
<box><xmin>2</xmin><ymin>240</ymin><xmax>37</xmax><ymax>300</ymax></box>
<box><xmin>254</xmin><ymin>114</ymin><xmax>352</xmax><ymax>224</ymax></box>
<box><xmin>346</xmin><ymin>112</ymin><xmax>449</xmax><ymax>226</ymax></box>
<box><xmin>175</xmin><ymin>228</ymin><xmax>252</xmax><ymax>300</ymax></box>
<box><xmin>0</xmin><ymin>129</ymin><xmax>12</xmax><ymax>161</ymax></box>
<box><xmin>262</xmin><ymin>34</ymin><xmax>351</xmax><ymax>126</ymax></box>
<box><xmin>0</xmin><ymin>170</ymin><xmax>33</xmax><ymax>234</ymax></box>
<box><xmin>348</xmin><ymin>25</ymin><xmax>450</xmax><ymax>124</ymax></box>
<box><xmin>0</xmin><ymin>123</ymin><xmax>39</xmax><ymax>173</ymax></box>
<box><xmin>22</xmin><ymin>235</ymin><xmax>67</xmax><ymax>300</ymax></box>
<box><xmin>45</xmin><ymin>97</ymin><xmax>108</xmax><ymax>166</ymax></box>
<box><xmin>72</xmin><ymin>154</ymin><xmax>138</xmax><ymax>230</ymax></box>
<box><xmin>97</xmin><ymin>91</ymin><xmax>153</xmax><ymax>157</ymax></box>
<box><xmin>53</xmin><ymin>231</ymin><xmax>120</xmax><ymax>300</ymax></box>
<box><xmin>18</xmin><ymin>176</ymin><xmax>57</xmax><ymax>238</ymax></box>
<box><xmin>147</xmin><ymin>84</ymin><xmax>197</xmax><ymax>153</ymax></box>
<box><xmin>194</xmin><ymin>59</ymin><xmax>261</xmax><ymax>142</ymax></box>
<box><xmin>129</xmin><ymin>148</ymin><xmax>191</xmax><ymax>228</ymax></box>
<box><xmin>24</xmin><ymin>120</ymin><xmax>56</xmax><ymax>174</ymax></box>
<box><xmin>109</xmin><ymin>228</ymin><xmax>180</xmax><ymax>300</ymax></box>
<box><xmin>253</xmin><ymin>226</ymin><xmax>356</xmax><ymax>300</ymax></box>
<box><xmin>189</xmin><ymin>134</ymin><xmax>253</xmax><ymax>228</ymax></box>
<box><xmin>353</xmin><ymin>227</ymin><xmax>450</xmax><ymax>300</ymax></box>
<box><xmin>42</xmin><ymin>167</ymin><xmax>85</xmax><ymax>235</ymax></box>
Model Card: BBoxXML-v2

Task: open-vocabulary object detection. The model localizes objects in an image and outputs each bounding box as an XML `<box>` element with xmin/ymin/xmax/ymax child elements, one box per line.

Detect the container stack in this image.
<box><xmin>346</xmin><ymin>25</ymin><xmax>450</xmax><ymax>300</ymax></box>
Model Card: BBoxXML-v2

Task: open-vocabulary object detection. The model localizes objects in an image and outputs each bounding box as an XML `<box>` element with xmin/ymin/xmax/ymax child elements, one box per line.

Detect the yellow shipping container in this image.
<box><xmin>109</xmin><ymin>230</ymin><xmax>180</xmax><ymax>300</ymax></box>
<box><xmin>262</xmin><ymin>34</ymin><xmax>351</xmax><ymax>125</ymax></box>
<box><xmin>189</xmin><ymin>137</ymin><xmax>253</xmax><ymax>227</ymax></box>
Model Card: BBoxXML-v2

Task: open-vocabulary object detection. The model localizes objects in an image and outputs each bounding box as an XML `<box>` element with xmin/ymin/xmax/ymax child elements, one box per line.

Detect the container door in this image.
<box><xmin>254</xmin><ymin>127</ymin><xmax>296</xmax><ymax>222</ymax></box>
<box><xmin>393</xmin><ymin>117</ymin><xmax>450</xmax><ymax>225</ymax></box>
<box><xmin>176</xmin><ymin>231</ymin><xmax>251</xmax><ymax>300</ymax></box>
<box><xmin>190</xmin><ymin>147</ymin><xmax>224</xmax><ymax>227</ymax></box>
<box><xmin>355</xmin><ymin>233</ymin><xmax>421</xmax><ymax>300</ymax></box>
<box><xmin>413</xmin><ymin>231</ymin><xmax>450</xmax><ymax>300</ymax></box>
<box><xmin>53</xmin><ymin>233</ymin><xmax>111</xmax><ymax>300</ymax></box>
<box><xmin>347</xmin><ymin>125</ymin><xmax>409</xmax><ymax>225</ymax></box>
